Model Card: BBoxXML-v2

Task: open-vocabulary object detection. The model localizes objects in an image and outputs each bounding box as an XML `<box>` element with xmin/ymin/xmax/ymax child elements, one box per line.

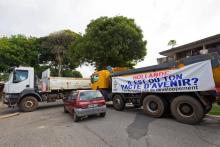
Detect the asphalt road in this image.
<box><xmin>0</xmin><ymin>101</ymin><xmax>220</xmax><ymax>147</ymax></box>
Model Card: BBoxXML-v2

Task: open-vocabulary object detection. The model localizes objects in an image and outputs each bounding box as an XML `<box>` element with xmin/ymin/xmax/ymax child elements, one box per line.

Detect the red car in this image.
<box><xmin>63</xmin><ymin>90</ymin><xmax>106</xmax><ymax>122</ymax></box>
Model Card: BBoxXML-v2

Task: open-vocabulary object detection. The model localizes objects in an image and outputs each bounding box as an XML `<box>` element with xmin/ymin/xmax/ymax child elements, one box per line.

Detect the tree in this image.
<box><xmin>0</xmin><ymin>35</ymin><xmax>38</xmax><ymax>73</ymax></box>
<box><xmin>63</xmin><ymin>70</ymin><xmax>82</xmax><ymax>78</ymax></box>
<box><xmin>168</xmin><ymin>40</ymin><xmax>177</xmax><ymax>48</ymax></box>
<box><xmin>39</xmin><ymin>30</ymin><xmax>80</xmax><ymax>76</ymax></box>
<box><xmin>70</xmin><ymin>16</ymin><xmax>147</xmax><ymax>70</ymax></box>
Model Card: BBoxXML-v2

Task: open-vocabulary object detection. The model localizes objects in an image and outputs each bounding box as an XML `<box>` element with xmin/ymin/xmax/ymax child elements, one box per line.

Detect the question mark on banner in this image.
<box><xmin>191</xmin><ymin>78</ymin><xmax>198</xmax><ymax>85</ymax></box>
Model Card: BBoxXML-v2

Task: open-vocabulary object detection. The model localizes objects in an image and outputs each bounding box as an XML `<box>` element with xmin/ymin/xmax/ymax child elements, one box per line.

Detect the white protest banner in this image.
<box><xmin>112</xmin><ymin>60</ymin><xmax>215</xmax><ymax>93</ymax></box>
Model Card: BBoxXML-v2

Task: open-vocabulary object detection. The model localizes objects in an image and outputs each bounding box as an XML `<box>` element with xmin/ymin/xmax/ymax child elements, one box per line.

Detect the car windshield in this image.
<box><xmin>80</xmin><ymin>91</ymin><xmax>103</xmax><ymax>100</ymax></box>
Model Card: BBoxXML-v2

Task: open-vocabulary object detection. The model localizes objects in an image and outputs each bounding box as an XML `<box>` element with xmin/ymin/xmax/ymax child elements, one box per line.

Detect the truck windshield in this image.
<box><xmin>13</xmin><ymin>70</ymin><xmax>28</xmax><ymax>83</ymax></box>
<box><xmin>91</xmin><ymin>74</ymin><xmax>99</xmax><ymax>83</ymax></box>
<box><xmin>80</xmin><ymin>91</ymin><xmax>103</xmax><ymax>100</ymax></box>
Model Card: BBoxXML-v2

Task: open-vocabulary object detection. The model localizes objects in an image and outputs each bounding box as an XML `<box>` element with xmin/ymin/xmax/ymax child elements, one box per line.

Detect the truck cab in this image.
<box><xmin>91</xmin><ymin>67</ymin><xmax>129</xmax><ymax>90</ymax></box>
<box><xmin>90</xmin><ymin>67</ymin><xmax>129</xmax><ymax>100</ymax></box>
<box><xmin>3</xmin><ymin>67</ymin><xmax>36</xmax><ymax>106</ymax></box>
<box><xmin>4</xmin><ymin>67</ymin><xmax>34</xmax><ymax>94</ymax></box>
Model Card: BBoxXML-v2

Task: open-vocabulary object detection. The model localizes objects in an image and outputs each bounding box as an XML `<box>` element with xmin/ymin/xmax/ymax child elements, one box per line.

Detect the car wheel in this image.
<box><xmin>73</xmin><ymin>111</ymin><xmax>80</xmax><ymax>122</ymax></box>
<box><xmin>64</xmin><ymin>106</ymin><xmax>68</xmax><ymax>113</ymax></box>
<box><xmin>100</xmin><ymin>112</ymin><xmax>106</xmax><ymax>117</ymax></box>
<box><xmin>113</xmin><ymin>94</ymin><xmax>125</xmax><ymax>111</ymax></box>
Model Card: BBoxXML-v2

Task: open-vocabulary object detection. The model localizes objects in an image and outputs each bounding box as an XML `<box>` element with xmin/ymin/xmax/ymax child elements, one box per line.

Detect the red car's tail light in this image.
<box><xmin>77</xmin><ymin>101</ymin><xmax>89</xmax><ymax>109</ymax></box>
<box><xmin>97</xmin><ymin>99</ymin><xmax>106</xmax><ymax>106</ymax></box>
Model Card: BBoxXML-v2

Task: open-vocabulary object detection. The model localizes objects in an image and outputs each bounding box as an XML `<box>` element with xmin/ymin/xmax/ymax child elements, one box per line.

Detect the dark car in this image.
<box><xmin>63</xmin><ymin>90</ymin><xmax>106</xmax><ymax>122</ymax></box>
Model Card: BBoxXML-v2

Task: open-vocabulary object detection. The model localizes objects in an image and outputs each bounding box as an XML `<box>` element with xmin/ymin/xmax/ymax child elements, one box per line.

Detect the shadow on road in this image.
<box><xmin>0</xmin><ymin>101</ymin><xmax>63</xmax><ymax>115</ymax></box>
<box><xmin>107</xmin><ymin>104</ymin><xmax>220</xmax><ymax>128</ymax></box>
<box><xmin>37</xmin><ymin>103</ymin><xmax>63</xmax><ymax>111</ymax></box>
<box><xmin>0</xmin><ymin>106</ymin><xmax>19</xmax><ymax>115</ymax></box>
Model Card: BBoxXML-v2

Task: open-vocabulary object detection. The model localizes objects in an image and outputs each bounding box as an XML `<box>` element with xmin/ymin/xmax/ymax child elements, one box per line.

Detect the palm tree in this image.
<box><xmin>168</xmin><ymin>40</ymin><xmax>177</xmax><ymax>48</ymax></box>
<box><xmin>51</xmin><ymin>45</ymin><xmax>65</xmax><ymax>77</ymax></box>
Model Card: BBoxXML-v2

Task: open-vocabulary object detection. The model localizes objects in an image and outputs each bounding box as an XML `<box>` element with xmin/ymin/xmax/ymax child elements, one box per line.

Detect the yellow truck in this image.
<box><xmin>91</xmin><ymin>52</ymin><xmax>220</xmax><ymax>124</ymax></box>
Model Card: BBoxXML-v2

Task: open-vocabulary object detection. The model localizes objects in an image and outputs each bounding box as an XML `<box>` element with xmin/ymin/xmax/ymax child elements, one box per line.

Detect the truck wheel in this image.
<box><xmin>143</xmin><ymin>95</ymin><xmax>167</xmax><ymax>118</ymax></box>
<box><xmin>171</xmin><ymin>95</ymin><xmax>204</xmax><ymax>125</ymax></box>
<box><xmin>73</xmin><ymin>111</ymin><xmax>80</xmax><ymax>122</ymax></box>
<box><xmin>19</xmin><ymin>96</ymin><xmax>38</xmax><ymax>112</ymax></box>
<box><xmin>113</xmin><ymin>94</ymin><xmax>125</xmax><ymax>111</ymax></box>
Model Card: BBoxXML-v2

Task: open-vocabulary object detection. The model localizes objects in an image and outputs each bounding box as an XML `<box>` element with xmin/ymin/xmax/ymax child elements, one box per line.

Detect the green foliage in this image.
<box><xmin>0</xmin><ymin>73</ymin><xmax>9</xmax><ymax>81</ymax></box>
<box><xmin>168</xmin><ymin>40</ymin><xmax>177</xmax><ymax>48</ymax></box>
<box><xmin>209</xmin><ymin>103</ymin><xmax>220</xmax><ymax>115</ymax></box>
<box><xmin>70</xmin><ymin>16</ymin><xmax>147</xmax><ymax>70</ymax></box>
<box><xmin>0</xmin><ymin>35</ymin><xmax>38</xmax><ymax>72</ymax></box>
<box><xmin>34</xmin><ymin>66</ymin><xmax>82</xmax><ymax>78</ymax></box>
<box><xmin>0</xmin><ymin>30</ymin><xmax>82</xmax><ymax>79</ymax></box>
<box><xmin>34</xmin><ymin>66</ymin><xmax>47</xmax><ymax>78</ymax></box>
<box><xmin>63</xmin><ymin>70</ymin><xmax>82</xmax><ymax>78</ymax></box>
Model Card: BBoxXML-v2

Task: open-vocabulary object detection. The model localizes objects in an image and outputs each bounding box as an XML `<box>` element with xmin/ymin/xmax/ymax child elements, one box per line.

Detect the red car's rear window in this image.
<box><xmin>80</xmin><ymin>91</ymin><xmax>103</xmax><ymax>100</ymax></box>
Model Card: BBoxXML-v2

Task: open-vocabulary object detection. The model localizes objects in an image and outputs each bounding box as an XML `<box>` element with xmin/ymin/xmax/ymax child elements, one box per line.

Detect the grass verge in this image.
<box><xmin>208</xmin><ymin>103</ymin><xmax>220</xmax><ymax>115</ymax></box>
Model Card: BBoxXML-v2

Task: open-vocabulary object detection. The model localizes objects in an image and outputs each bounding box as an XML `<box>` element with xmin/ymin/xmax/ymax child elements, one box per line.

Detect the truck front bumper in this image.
<box><xmin>2</xmin><ymin>93</ymin><xmax>18</xmax><ymax>106</ymax></box>
<box><xmin>74</xmin><ymin>105</ymin><xmax>106</xmax><ymax>117</ymax></box>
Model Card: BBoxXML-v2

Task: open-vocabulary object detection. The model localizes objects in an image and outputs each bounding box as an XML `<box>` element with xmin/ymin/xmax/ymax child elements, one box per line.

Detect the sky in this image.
<box><xmin>1</xmin><ymin>0</ymin><xmax>220</xmax><ymax>77</ymax></box>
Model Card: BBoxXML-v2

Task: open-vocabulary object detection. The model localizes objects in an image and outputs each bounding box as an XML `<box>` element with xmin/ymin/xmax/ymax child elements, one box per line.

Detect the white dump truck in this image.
<box><xmin>2</xmin><ymin>67</ymin><xmax>91</xmax><ymax>112</ymax></box>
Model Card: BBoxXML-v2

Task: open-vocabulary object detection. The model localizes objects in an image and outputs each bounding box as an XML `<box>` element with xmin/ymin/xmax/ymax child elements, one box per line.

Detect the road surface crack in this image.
<box><xmin>83</xmin><ymin>124</ymin><xmax>113</xmax><ymax>147</ymax></box>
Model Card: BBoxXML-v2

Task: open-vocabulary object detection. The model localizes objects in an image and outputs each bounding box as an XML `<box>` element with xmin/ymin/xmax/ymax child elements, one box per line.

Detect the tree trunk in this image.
<box><xmin>57</xmin><ymin>53</ymin><xmax>62</xmax><ymax>77</ymax></box>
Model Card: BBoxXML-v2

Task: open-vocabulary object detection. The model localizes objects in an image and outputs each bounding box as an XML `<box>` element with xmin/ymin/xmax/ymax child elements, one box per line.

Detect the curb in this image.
<box><xmin>0</xmin><ymin>112</ymin><xmax>20</xmax><ymax>119</ymax></box>
<box><xmin>206</xmin><ymin>114</ymin><xmax>220</xmax><ymax>119</ymax></box>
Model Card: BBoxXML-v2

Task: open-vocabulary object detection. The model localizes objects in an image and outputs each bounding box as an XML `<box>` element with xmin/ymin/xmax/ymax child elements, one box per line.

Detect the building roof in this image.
<box><xmin>160</xmin><ymin>34</ymin><xmax>220</xmax><ymax>56</ymax></box>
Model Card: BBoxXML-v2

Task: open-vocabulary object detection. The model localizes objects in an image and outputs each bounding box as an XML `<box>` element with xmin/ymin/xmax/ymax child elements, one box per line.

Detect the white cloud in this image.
<box><xmin>0</xmin><ymin>0</ymin><xmax>220</xmax><ymax>77</ymax></box>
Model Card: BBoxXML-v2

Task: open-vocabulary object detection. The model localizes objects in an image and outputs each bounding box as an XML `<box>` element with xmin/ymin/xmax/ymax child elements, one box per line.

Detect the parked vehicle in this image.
<box><xmin>2</xmin><ymin>67</ymin><xmax>91</xmax><ymax>112</ymax></box>
<box><xmin>91</xmin><ymin>53</ymin><xmax>220</xmax><ymax>124</ymax></box>
<box><xmin>63</xmin><ymin>90</ymin><xmax>106</xmax><ymax>122</ymax></box>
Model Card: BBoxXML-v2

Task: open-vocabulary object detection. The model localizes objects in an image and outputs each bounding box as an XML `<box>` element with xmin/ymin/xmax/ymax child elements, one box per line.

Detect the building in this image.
<box><xmin>157</xmin><ymin>34</ymin><xmax>220</xmax><ymax>64</ymax></box>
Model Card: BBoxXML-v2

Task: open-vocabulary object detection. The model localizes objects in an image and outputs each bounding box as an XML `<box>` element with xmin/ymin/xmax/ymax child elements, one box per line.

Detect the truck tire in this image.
<box><xmin>171</xmin><ymin>95</ymin><xmax>204</xmax><ymax>125</ymax></box>
<box><xmin>143</xmin><ymin>95</ymin><xmax>167</xmax><ymax>118</ymax></box>
<box><xmin>19</xmin><ymin>96</ymin><xmax>38</xmax><ymax>112</ymax></box>
<box><xmin>113</xmin><ymin>94</ymin><xmax>125</xmax><ymax>111</ymax></box>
